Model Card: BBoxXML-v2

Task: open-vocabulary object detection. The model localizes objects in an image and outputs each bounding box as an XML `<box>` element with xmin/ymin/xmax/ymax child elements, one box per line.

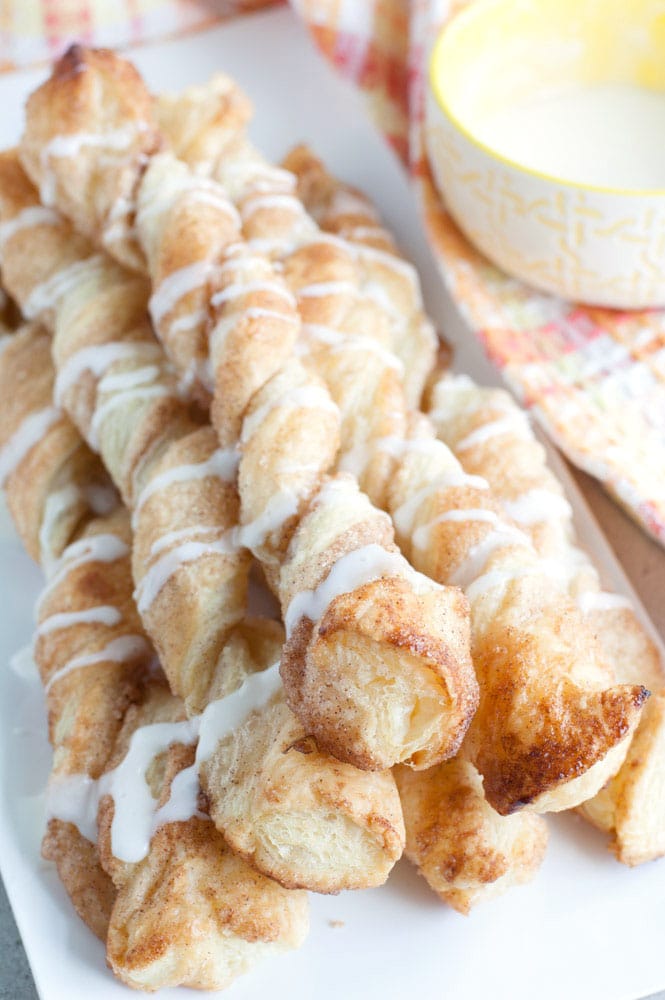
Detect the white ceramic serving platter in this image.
<box><xmin>1</xmin><ymin>8</ymin><xmax>664</xmax><ymax>1000</ymax></box>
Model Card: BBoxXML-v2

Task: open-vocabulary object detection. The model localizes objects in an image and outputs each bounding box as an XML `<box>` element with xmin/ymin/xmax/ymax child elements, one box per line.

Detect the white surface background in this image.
<box><xmin>0</xmin><ymin>8</ymin><xmax>664</xmax><ymax>1000</ymax></box>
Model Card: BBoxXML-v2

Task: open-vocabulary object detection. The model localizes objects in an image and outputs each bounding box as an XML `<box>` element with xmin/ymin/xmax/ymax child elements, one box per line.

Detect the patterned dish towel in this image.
<box><xmin>2</xmin><ymin>0</ymin><xmax>665</xmax><ymax>546</ymax></box>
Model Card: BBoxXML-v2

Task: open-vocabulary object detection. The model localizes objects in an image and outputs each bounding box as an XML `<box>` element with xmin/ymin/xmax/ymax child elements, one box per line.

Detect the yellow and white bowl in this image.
<box><xmin>426</xmin><ymin>0</ymin><xmax>665</xmax><ymax>309</ymax></box>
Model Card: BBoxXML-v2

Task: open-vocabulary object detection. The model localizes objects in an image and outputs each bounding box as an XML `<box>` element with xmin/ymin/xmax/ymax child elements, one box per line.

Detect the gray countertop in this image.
<box><xmin>0</xmin><ymin>878</ymin><xmax>37</xmax><ymax>1000</ymax></box>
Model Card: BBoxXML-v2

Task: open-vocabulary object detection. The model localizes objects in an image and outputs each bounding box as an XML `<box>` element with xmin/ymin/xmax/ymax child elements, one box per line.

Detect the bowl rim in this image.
<box><xmin>428</xmin><ymin>0</ymin><xmax>665</xmax><ymax>198</ymax></box>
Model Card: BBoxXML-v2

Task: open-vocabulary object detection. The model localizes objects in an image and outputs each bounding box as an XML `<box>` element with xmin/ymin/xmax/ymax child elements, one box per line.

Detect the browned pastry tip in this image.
<box><xmin>21</xmin><ymin>46</ymin><xmax>161</xmax><ymax>272</ymax></box>
<box><xmin>283</xmin><ymin>575</ymin><xmax>476</xmax><ymax>772</ymax></box>
<box><xmin>277</xmin><ymin>475</ymin><xmax>477</xmax><ymax>772</ymax></box>
<box><xmin>395</xmin><ymin>757</ymin><xmax>548</xmax><ymax>913</ymax></box>
<box><xmin>470</xmin><ymin>665</ymin><xmax>648</xmax><ymax>816</ymax></box>
<box><xmin>580</xmin><ymin>691</ymin><xmax>665</xmax><ymax>865</ymax></box>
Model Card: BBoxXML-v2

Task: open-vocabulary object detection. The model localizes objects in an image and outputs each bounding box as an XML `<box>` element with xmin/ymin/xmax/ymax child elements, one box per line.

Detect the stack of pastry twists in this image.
<box><xmin>0</xmin><ymin>322</ymin><xmax>308</xmax><ymax>990</ymax></box>
<box><xmin>146</xmin><ymin>74</ymin><xmax>646</xmax><ymax>815</ymax></box>
<box><xmin>21</xmin><ymin>49</ymin><xmax>647</xmax><ymax>813</ymax></box>
<box><xmin>427</xmin><ymin>371</ymin><xmax>665</xmax><ymax>866</ymax></box>
<box><xmin>15</xmin><ymin>53</ymin><xmax>651</xmax><ymax>921</ymax></box>
<box><xmin>0</xmin><ymin>152</ymin><xmax>410</xmax><ymax>896</ymax></box>
<box><xmin>2</xmin><ymin>47</ymin><xmax>659</xmax><ymax>932</ymax></box>
<box><xmin>20</xmin><ymin>45</ymin><xmax>480</xmax><ymax>775</ymax></box>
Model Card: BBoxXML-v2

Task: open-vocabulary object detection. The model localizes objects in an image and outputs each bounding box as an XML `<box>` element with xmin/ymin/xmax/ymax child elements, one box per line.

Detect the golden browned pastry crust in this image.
<box><xmin>395</xmin><ymin>758</ymin><xmax>548</xmax><ymax>913</ymax></box>
<box><xmin>428</xmin><ymin>370</ymin><xmax>665</xmax><ymax>856</ymax></box>
<box><xmin>21</xmin><ymin>45</ymin><xmax>161</xmax><ymax>272</ymax></box>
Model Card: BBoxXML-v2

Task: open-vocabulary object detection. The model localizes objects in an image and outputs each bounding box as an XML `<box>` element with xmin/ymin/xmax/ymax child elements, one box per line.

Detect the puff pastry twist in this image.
<box><xmin>428</xmin><ymin>371</ymin><xmax>665</xmax><ymax>863</ymax></box>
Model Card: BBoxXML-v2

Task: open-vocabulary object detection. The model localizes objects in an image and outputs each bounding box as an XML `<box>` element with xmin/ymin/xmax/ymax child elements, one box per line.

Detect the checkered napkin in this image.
<box><xmin>3</xmin><ymin>0</ymin><xmax>665</xmax><ymax>545</ymax></box>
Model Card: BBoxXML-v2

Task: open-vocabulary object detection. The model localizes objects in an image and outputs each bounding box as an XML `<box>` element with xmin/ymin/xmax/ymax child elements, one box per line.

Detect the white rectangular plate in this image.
<box><xmin>1</xmin><ymin>9</ymin><xmax>664</xmax><ymax>1000</ymax></box>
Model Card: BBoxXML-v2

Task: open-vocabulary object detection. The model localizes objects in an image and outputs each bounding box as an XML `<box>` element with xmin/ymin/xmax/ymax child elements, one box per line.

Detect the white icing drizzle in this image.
<box><xmin>46</xmin><ymin>774</ymin><xmax>100</xmax><ymax>842</ymax></box>
<box><xmin>40</xmin><ymin>123</ymin><xmax>147</xmax><ymax>205</ymax></box>
<box><xmin>97</xmin><ymin>365</ymin><xmax>160</xmax><ymax>393</ymax></box>
<box><xmin>210</xmin><ymin>279</ymin><xmax>295</xmax><ymax>309</ymax></box>
<box><xmin>156</xmin><ymin>663</ymin><xmax>284</xmax><ymax>835</ymax></box>
<box><xmin>38</xmin><ymin>605</ymin><xmax>122</xmax><ymax>636</ymax></box>
<box><xmin>352</xmin><ymin>243</ymin><xmax>420</xmax><ymax>294</ymax></box>
<box><xmin>392</xmin><ymin>470</ymin><xmax>489</xmax><ymax>536</ymax></box>
<box><xmin>285</xmin><ymin>543</ymin><xmax>427</xmax><ymax>637</ymax></box>
<box><xmin>456</xmin><ymin>414</ymin><xmax>530</xmax><ymax>451</ymax></box>
<box><xmin>149</xmin><ymin>525</ymin><xmax>224</xmax><ymax>557</ymax></box>
<box><xmin>184</xmin><ymin>189</ymin><xmax>239</xmax><ymax>218</ymax></box>
<box><xmin>337</xmin><ymin>440</ymin><xmax>371</xmax><ymax>479</ymax></box>
<box><xmin>297</xmin><ymin>280</ymin><xmax>356</xmax><ymax>299</ymax></box>
<box><xmin>241</xmin><ymin>163</ymin><xmax>294</xmax><ymax>190</ymax></box>
<box><xmin>44</xmin><ymin>634</ymin><xmax>150</xmax><ymax>694</ymax></box>
<box><xmin>39</xmin><ymin>484</ymin><xmax>80</xmax><ymax>574</ymax></box>
<box><xmin>465</xmin><ymin>566</ymin><xmax>539</xmax><ymax>603</ymax></box>
<box><xmin>249</xmin><ymin>236</ymin><xmax>298</xmax><ymax>256</ymax></box>
<box><xmin>577</xmin><ymin>591</ymin><xmax>632</xmax><ymax>614</ymax></box>
<box><xmin>210</xmin><ymin>306</ymin><xmax>297</xmax><ymax>357</ymax></box>
<box><xmin>503</xmin><ymin>488</ymin><xmax>573</xmax><ymax>525</ymax></box>
<box><xmin>449</xmin><ymin>525</ymin><xmax>531</xmax><ymax>590</ymax></box>
<box><xmin>217</xmin><ymin>254</ymin><xmax>266</xmax><ymax>277</ymax></box>
<box><xmin>344</xmin><ymin>224</ymin><xmax>388</xmax><ymax>242</ymax></box>
<box><xmin>135</xmin><ymin>536</ymin><xmax>238</xmax><ymax>614</ymax></box>
<box><xmin>196</xmin><ymin>663</ymin><xmax>281</xmax><ymax>761</ymax></box>
<box><xmin>150</xmin><ymin>763</ymin><xmax>205</xmax><ymax>833</ymax></box>
<box><xmin>43</xmin><ymin>123</ymin><xmax>145</xmax><ymax>162</ymax></box>
<box><xmin>46</xmin><ymin>662</ymin><xmax>282</xmax><ymax>860</ymax></box>
<box><xmin>104</xmin><ymin>715</ymin><xmax>200</xmax><ymax>862</ymax></box>
<box><xmin>241</xmin><ymin>384</ymin><xmax>339</xmax><ymax>444</ymax></box>
<box><xmin>149</xmin><ymin>261</ymin><xmax>213</xmax><ymax>327</ymax></box>
<box><xmin>240</xmin><ymin>193</ymin><xmax>305</xmax><ymax>221</ymax></box>
<box><xmin>0</xmin><ymin>407</ymin><xmax>61</xmax><ymax>487</ymax></box>
<box><xmin>413</xmin><ymin>508</ymin><xmax>502</xmax><ymax>550</ymax></box>
<box><xmin>236</xmin><ymin>490</ymin><xmax>300</xmax><ymax>554</ymax></box>
<box><xmin>169</xmin><ymin>308</ymin><xmax>206</xmax><ymax>335</ymax></box>
<box><xmin>0</xmin><ymin>206</ymin><xmax>60</xmax><ymax>245</ymax></box>
<box><xmin>308</xmin><ymin>232</ymin><xmax>351</xmax><ymax>253</ymax></box>
<box><xmin>38</xmin><ymin>533</ymin><xmax>129</xmax><ymax>611</ymax></box>
<box><xmin>23</xmin><ymin>255</ymin><xmax>108</xmax><ymax>320</ymax></box>
<box><xmin>133</xmin><ymin>448</ymin><xmax>239</xmax><ymax>522</ymax></box>
<box><xmin>89</xmin><ymin>385</ymin><xmax>169</xmax><ymax>449</ymax></box>
<box><xmin>54</xmin><ymin>342</ymin><xmax>162</xmax><ymax>405</ymax></box>
<box><xmin>375</xmin><ymin>435</ymin><xmax>442</xmax><ymax>459</ymax></box>
<box><xmin>301</xmin><ymin>322</ymin><xmax>403</xmax><ymax>372</ymax></box>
